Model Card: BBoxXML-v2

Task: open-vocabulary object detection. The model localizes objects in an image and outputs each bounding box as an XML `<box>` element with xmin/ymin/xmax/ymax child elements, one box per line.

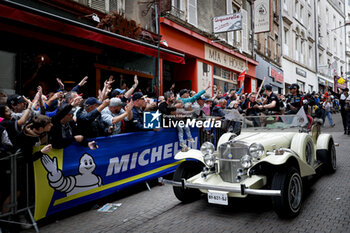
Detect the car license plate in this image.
<box><xmin>207</xmin><ymin>191</ymin><xmax>228</xmax><ymax>205</ymax></box>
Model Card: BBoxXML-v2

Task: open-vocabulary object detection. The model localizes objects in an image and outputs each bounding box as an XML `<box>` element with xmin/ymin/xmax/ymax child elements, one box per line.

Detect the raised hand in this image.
<box><xmin>206</xmin><ymin>82</ymin><xmax>211</xmax><ymax>90</ymax></box>
<box><xmin>56</xmin><ymin>78</ymin><xmax>65</xmax><ymax>90</ymax></box>
<box><xmin>79</xmin><ymin>76</ymin><xmax>88</xmax><ymax>86</ymax></box>
<box><xmin>41</xmin><ymin>154</ymin><xmax>58</xmax><ymax>175</ymax></box>
<box><xmin>134</xmin><ymin>75</ymin><xmax>138</xmax><ymax>86</ymax></box>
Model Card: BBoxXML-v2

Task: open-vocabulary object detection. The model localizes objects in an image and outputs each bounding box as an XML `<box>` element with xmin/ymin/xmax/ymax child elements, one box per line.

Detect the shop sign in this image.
<box><xmin>335</xmin><ymin>76</ymin><xmax>347</xmax><ymax>89</ymax></box>
<box><xmin>296</xmin><ymin>67</ymin><xmax>306</xmax><ymax>77</ymax></box>
<box><xmin>213</xmin><ymin>13</ymin><xmax>242</xmax><ymax>33</ymax></box>
<box><xmin>205</xmin><ymin>44</ymin><xmax>246</xmax><ymax>72</ymax></box>
<box><xmin>254</xmin><ymin>0</ymin><xmax>271</xmax><ymax>33</ymax></box>
<box><xmin>268</xmin><ymin>66</ymin><xmax>283</xmax><ymax>83</ymax></box>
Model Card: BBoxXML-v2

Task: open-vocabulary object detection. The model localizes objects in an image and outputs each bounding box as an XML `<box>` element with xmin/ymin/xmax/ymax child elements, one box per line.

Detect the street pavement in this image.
<box><xmin>25</xmin><ymin>113</ymin><xmax>349</xmax><ymax>233</ymax></box>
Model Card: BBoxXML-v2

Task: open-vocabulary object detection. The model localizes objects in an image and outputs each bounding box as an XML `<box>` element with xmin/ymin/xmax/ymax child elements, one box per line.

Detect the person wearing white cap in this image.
<box><xmin>101</xmin><ymin>97</ymin><xmax>133</xmax><ymax>135</ymax></box>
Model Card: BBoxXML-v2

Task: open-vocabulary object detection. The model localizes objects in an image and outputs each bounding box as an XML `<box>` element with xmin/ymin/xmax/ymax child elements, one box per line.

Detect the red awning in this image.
<box><xmin>0</xmin><ymin>2</ymin><xmax>185</xmax><ymax>64</ymax></box>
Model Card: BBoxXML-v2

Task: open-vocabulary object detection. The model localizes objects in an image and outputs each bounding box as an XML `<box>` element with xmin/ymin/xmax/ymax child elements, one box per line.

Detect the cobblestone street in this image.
<box><xmin>25</xmin><ymin>114</ymin><xmax>350</xmax><ymax>233</ymax></box>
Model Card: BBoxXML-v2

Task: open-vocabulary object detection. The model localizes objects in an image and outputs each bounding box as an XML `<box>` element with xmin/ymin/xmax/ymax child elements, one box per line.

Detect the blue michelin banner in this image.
<box><xmin>33</xmin><ymin>128</ymin><xmax>199</xmax><ymax>220</ymax></box>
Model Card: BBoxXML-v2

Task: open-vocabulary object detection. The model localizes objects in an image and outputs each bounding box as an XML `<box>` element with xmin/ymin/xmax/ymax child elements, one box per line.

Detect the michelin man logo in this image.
<box><xmin>143</xmin><ymin>110</ymin><xmax>161</xmax><ymax>129</ymax></box>
<box><xmin>41</xmin><ymin>153</ymin><xmax>102</xmax><ymax>196</ymax></box>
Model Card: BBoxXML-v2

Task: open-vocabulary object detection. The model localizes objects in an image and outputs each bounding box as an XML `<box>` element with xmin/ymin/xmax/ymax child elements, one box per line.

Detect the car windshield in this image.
<box><xmin>241</xmin><ymin>114</ymin><xmax>307</xmax><ymax>131</ymax></box>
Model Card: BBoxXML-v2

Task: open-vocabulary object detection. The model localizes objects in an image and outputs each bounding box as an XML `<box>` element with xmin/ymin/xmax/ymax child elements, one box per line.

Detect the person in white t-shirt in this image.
<box><xmin>323</xmin><ymin>97</ymin><xmax>335</xmax><ymax>127</ymax></box>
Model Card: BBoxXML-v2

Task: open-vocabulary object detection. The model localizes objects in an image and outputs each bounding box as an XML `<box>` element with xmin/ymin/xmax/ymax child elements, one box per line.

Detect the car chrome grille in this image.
<box><xmin>218</xmin><ymin>142</ymin><xmax>248</xmax><ymax>183</ymax></box>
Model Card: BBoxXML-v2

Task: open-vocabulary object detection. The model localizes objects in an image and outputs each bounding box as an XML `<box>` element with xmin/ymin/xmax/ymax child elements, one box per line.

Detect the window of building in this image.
<box><xmin>284</xmin><ymin>0</ymin><xmax>288</xmax><ymax>10</ymax></box>
<box><xmin>334</xmin><ymin>38</ymin><xmax>337</xmax><ymax>54</ymax></box>
<box><xmin>300</xmin><ymin>4</ymin><xmax>304</xmax><ymax>23</ymax></box>
<box><xmin>187</xmin><ymin>0</ymin><xmax>197</xmax><ymax>27</ymax></box>
<box><xmin>295</xmin><ymin>0</ymin><xmax>299</xmax><ymax>19</ymax></box>
<box><xmin>232</xmin><ymin>3</ymin><xmax>241</xmax><ymax>47</ymax></box>
<box><xmin>213</xmin><ymin>66</ymin><xmax>222</xmax><ymax>76</ymax></box>
<box><xmin>284</xmin><ymin>28</ymin><xmax>289</xmax><ymax>55</ymax></box>
<box><xmin>301</xmin><ymin>37</ymin><xmax>304</xmax><ymax>64</ymax></box>
<box><xmin>172</xmin><ymin>0</ymin><xmax>183</xmax><ymax>10</ymax></box>
<box><xmin>326</xmin><ymin>8</ymin><xmax>329</xmax><ymax>26</ymax></box>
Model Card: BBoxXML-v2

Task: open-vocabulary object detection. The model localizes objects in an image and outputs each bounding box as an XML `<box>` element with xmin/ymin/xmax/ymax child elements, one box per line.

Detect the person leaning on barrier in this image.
<box><xmin>0</xmin><ymin>99</ymin><xmax>34</xmax><ymax>146</ymax></box>
<box><xmin>16</xmin><ymin>115</ymin><xmax>53</xmax><ymax>161</ymax></box>
<box><xmin>129</xmin><ymin>92</ymin><xmax>153</xmax><ymax>132</ymax></box>
<box><xmin>256</xmin><ymin>84</ymin><xmax>280</xmax><ymax>114</ymax></box>
<box><xmin>159</xmin><ymin>91</ymin><xmax>175</xmax><ymax>115</ymax></box>
<box><xmin>212</xmin><ymin>98</ymin><xmax>227</xmax><ymax>117</ymax></box>
<box><xmin>101</xmin><ymin>97</ymin><xmax>133</xmax><ymax>135</ymax></box>
<box><xmin>50</xmin><ymin>96</ymin><xmax>98</xmax><ymax>149</ymax></box>
<box><xmin>76</xmin><ymin>97</ymin><xmax>111</xmax><ymax>138</ymax></box>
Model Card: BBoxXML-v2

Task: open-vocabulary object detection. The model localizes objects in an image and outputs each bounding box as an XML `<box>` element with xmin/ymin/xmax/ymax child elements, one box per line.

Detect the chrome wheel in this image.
<box><xmin>288</xmin><ymin>173</ymin><xmax>302</xmax><ymax>212</ymax></box>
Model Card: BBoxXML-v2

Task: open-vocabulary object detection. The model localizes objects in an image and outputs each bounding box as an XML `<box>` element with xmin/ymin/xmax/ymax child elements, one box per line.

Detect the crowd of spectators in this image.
<box><xmin>0</xmin><ymin>73</ymin><xmax>348</xmax><ymax>219</ymax></box>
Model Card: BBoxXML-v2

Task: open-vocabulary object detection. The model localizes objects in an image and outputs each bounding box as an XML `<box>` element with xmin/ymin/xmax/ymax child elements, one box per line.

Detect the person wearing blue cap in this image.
<box><xmin>109</xmin><ymin>75</ymin><xmax>139</xmax><ymax>103</ymax></box>
<box><xmin>76</xmin><ymin>97</ymin><xmax>112</xmax><ymax>138</ymax></box>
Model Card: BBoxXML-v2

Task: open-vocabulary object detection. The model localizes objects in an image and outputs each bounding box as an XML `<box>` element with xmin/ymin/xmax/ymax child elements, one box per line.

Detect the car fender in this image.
<box><xmin>250</xmin><ymin>152</ymin><xmax>316</xmax><ymax>177</ymax></box>
<box><xmin>174</xmin><ymin>149</ymin><xmax>205</xmax><ymax>164</ymax></box>
<box><xmin>217</xmin><ymin>133</ymin><xmax>236</xmax><ymax>148</ymax></box>
<box><xmin>290</xmin><ymin>133</ymin><xmax>316</xmax><ymax>167</ymax></box>
<box><xmin>316</xmin><ymin>134</ymin><xmax>333</xmax><ymax>150</ymax></box>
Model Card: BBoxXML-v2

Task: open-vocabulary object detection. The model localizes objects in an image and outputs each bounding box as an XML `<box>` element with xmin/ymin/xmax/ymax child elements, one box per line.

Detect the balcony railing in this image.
<box><xmin>169</xmin><ymin>6</ymin><xmax>185</xmax><ymax>21</ymax></box>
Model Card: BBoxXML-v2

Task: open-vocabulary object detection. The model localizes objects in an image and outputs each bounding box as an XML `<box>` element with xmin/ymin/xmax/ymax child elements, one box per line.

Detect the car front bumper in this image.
<box><xmin>159</xmin><ymin>174</ymin><xmax>281</xmax><ymax>197</ymax></box>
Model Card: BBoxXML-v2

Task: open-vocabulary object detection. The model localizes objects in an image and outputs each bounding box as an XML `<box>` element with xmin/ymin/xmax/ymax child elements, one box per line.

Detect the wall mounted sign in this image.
<box><xmin>213</xmin><ymin>13</ymin><xmax>242</xmax><ymax>33</ymax></box>
<box><xmin>254</xmin><ymin>0</ymin><xmax>271</xmax><ymax>33</ymax></box>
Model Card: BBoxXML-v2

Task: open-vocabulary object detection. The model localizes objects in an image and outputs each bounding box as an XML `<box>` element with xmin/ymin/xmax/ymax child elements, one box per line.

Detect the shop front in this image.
<box><xmin>318</xmin><ymin>76</ymin><xmax>334</xmax><ymax>94</ymax></box>
<box><xmin>0</xmin><ymin>1</ymin><xmax>184</xmax><ymax>97</ymax></box>
<box><xmin>256</xmin><ymin>55</ymin><xmax>283</xmax><ymax>94</ymax></box>
<box><xmin>160</xmin><ymin>17</ymin><xmax>257</xmax><ymax>95</ymax></box>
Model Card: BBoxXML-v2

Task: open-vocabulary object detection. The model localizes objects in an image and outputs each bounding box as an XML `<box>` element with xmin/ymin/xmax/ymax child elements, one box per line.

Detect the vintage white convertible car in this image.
<box><xmin>160</xmin><ymin>114</ymin><xmax>337</xmax><ymax>218</ymax></box>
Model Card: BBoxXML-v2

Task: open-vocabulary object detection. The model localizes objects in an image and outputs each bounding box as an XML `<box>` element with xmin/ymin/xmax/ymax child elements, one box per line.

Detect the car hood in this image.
<box><xmin>235</xmin><ymin>132</ymin><xmax>297</xmax><ymax>150</ymax></box>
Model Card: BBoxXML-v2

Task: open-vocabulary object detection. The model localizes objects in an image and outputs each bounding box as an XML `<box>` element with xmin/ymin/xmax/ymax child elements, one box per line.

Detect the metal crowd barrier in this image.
<box><xmin>0</xmin><ymin>150</ymin><xmax>39</xmax><ymax>233</ymax></box>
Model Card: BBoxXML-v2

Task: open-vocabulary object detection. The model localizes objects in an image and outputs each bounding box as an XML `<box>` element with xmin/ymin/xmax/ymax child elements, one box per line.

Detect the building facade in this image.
<box><xmin>254</xmin><ymin>0</ymin><xmax>284</xmax><ymax>94</ymax></box>
<box><xmin>281</xmin><ymin>0</ymin><xmax>317</xmax><ymax>94</ymax></box>
<box><xmin>316</xmin><ymin>0</ymin><xmax>347</xmax><ymax>93</ymax></box>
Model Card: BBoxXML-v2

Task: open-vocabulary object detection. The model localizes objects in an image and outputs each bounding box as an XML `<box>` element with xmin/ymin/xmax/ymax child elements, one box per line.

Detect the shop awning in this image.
<box><xmin>0</xmin><ymin>1</ymin><xmax>185</xmax><ymax>64</ymax></box>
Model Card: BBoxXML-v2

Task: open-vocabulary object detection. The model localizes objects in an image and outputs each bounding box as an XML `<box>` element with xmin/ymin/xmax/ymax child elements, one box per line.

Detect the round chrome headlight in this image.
<box><xmin>200</xmin><ymin>142</ymin><xmax>215</xmax><ymax>155</ymax></box>
<box><xmin>248</xmin><ymin>143</ymin><xmax>265</xmax><ymax>159</ymax></box>
<box><xmin>241</xmin><ymin>155</ymin><xmax>252</xmax><ymax>168</ymax></box>
<box><xmin>203</xmin><ymin>153</ymin><xmax>215</xmax><ymax>168</ymax></box>
<box><xmin>201</xmin><ymin>142</ymin><xmax>215</xmax><ymax>168</ymax></box>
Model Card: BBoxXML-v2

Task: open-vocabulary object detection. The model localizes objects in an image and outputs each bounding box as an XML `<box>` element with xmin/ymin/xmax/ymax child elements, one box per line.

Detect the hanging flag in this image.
<box><xmin>237</xmin><ymin>70</ymin><xmax>246</xmax><ymax>82</ymax></box>
<box><xmin>236</xmin><ymin>83</ymin><xmax>244</xmax><ymax>94</ymax></box>
<box><xmin>337</xmin><ymin>77</ymin><xmax>346</xmax><ymax>85</ymax></box>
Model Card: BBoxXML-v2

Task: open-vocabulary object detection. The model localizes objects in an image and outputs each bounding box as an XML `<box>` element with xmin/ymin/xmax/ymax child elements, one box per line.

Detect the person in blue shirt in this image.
<box><xmin>178</xmin><ymin>83</ymin><xmax>211</xmax><ymax>104</ymax></box>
